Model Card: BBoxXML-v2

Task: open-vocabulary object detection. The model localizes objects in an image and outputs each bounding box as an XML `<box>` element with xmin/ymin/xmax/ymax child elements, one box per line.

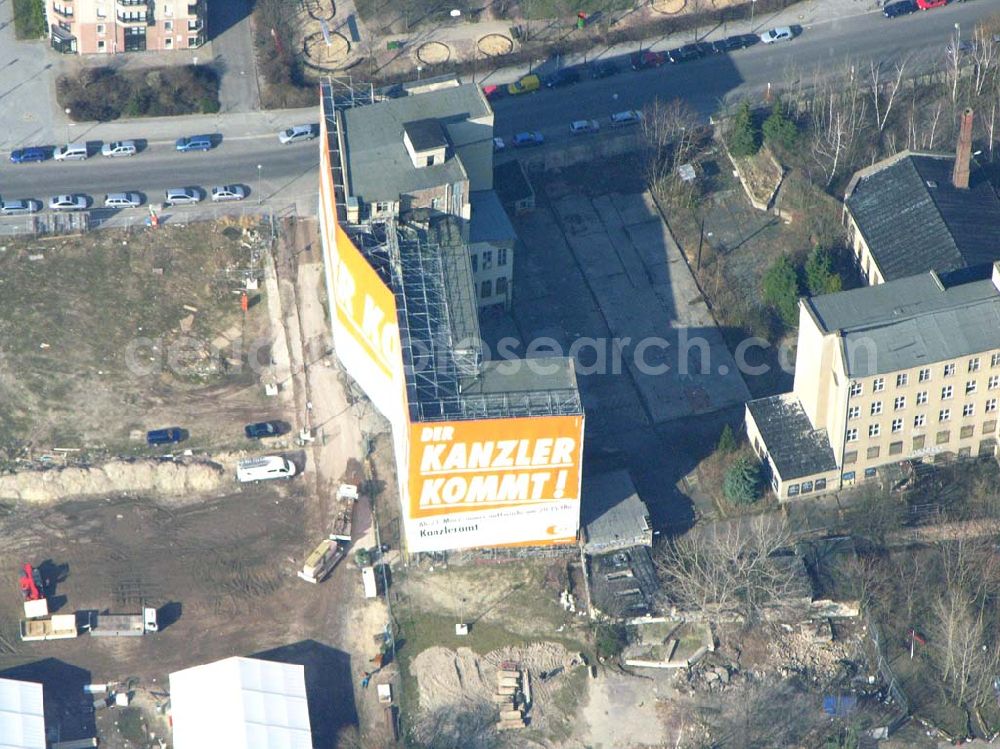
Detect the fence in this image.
<box><xmin>865</xmin><ymin>613</ymin><xmax>911</xmax><ymax>736</ymax></box>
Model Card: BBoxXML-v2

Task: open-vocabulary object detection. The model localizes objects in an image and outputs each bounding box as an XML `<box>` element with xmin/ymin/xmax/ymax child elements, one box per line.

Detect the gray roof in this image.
<box><xmin>846</xmin><ymin>153</ymin><xmax>1000</xmax><ymax>281</ymax></box>
<box><xmin>469</xmin><ymin>190</ymin><xmax>516</xmax><ymax>244</ymax></box>
<box><xmin>746</xmin><ymin>394</ymin><xmax>838</xmax><ymax>481</ymax></box>
<box><xmin>403</xmin><ymin>118</ymin><xmax>448</xmax><ymax>151</ymax></box>
<box><xmin>342</xmin><ymin>84</ymin><xmax>492</xmax><ymax>204</ymax></box>
<box><xmin>582</xmin><ymin>470</ymin><xmax>652</xmax><ymax>553</ymax></box>
<box><xmin>806</xmin><ymin>270</ymin><xmax>1000</xmax><ymax>376</ymax></box>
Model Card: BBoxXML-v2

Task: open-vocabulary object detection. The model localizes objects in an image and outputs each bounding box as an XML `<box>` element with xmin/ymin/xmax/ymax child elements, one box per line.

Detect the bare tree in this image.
<box><xmin>640</xmin><ymin>97</ymin><xmax>702</xmax><ymax>201</ymax></box>
<box><xmin>970</xmin><ymin>24</ymin><xmax>998</xmax><ymax>97</ymax></box>
<box><xmin>655</xmin><ymin>515</ymin><xmax>806</xmax><ymax>625</ymax></box>
<box><xmin>810</xmin><ymin>67</ymin><xmax>870</xmax><ymax>187</ymax></box>
<box><xmin>869</xmin><ymin>57</ymin><xmax>909</xmax><ymax>135</ymax></box>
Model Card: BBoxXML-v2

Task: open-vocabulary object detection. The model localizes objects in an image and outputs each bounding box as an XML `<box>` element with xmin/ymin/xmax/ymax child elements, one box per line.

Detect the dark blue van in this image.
<box><xmin>147</xmin><ymin>428</ymin><xmax>183</xmax><ymax>446</ymax></box>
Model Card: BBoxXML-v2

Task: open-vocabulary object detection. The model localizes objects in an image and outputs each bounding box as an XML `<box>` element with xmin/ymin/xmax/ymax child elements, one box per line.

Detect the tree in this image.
<box><xmin>655</xmin><ymin>515</ymin><xmax>804</xmax><ymax>625</ymax></box>
<box><xmin>724</xmin><ymin>455</ymin><xmax>761</xmax><ymax>506</ymax></box>
<box><xmin>594</xmin><ymin>622</ymin><xmax>629</xmax><ymax>658</ymax></box>
<box><xmin>640</xmin><ymin>97</ymin><xmax>702</xmax><ymax>199</ymax></box>
<box><xmin>762</xmin><ymin>100</ymin><xmax>798</xmax><ymax>151</ymax></box>
<box><xmin>804</xmin><ymin>246</ymin><xmax>842</xmax><ymax>296</ymax></box>
<box><xmin>729</xmin><ymin>101</ymin><xmax>760</xmax><ymax>158</ymax></box>
<box><xmin>762</xmin><ymin>255</ymin><xmax>801</xmax><ymax>327</ymax></box>
<box><xmin>717</xmin><ymin>424</ymin><xmax>738</xmax><ymax>453</ymax></box>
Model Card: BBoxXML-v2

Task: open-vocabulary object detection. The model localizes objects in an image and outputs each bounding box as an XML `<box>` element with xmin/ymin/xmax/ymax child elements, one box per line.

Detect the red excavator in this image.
<box><xmin>19</xmin><ymin>564</ymin><xmax>44</xmax><ymax>601</ymax></box>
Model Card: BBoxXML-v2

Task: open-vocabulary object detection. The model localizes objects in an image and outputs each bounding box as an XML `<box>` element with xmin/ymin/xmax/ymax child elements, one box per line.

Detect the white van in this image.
<box><xmin>236</xmin><ymin>455</ymin><xmax>297</xmax><ymax>482</ymax></box>
<box><xmin>53</xmin><ymin>142</ymin><xmax>89</xmax><ymax>161</ymax></box>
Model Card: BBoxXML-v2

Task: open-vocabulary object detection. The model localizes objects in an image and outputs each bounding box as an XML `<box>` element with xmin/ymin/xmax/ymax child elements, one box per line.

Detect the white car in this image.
<box><xmin>164</xmin><ymin>187</ymin><xmax>202</xmax><ymax>205</ymax></box>
<box><xmin>1</xmin><ymin>199</ymin><xmax>41</xmax><ymax>215</ymax></box>
<box><xmin>278</xmin><ymin>125</ymin><xmax>317</xmax><ymax>145</ymax></box>
<box><xmin>211</xmin><ymin>185</ymin><xmax>247</xmax><ymax>202</ymax></box>
<box><xmin>570</xmin><ymin>119</ymin><xmax>600</xmax><ymax>135</ymax></box>
<box><xmin>104</xmin><ymin>192</ymin><xmax>142</xmax><ymax>208</ymax></box>
<box><xmin>610</xmin><ymin>110</ymin><xmax>643</xmax><ymax>127</ymax></box>
<box><xmin>493</xmin><ymin>137</ymin><xmax>506</xmax><ymax>152</ymax></box>
<box><xmin>760</xmin><ymin>27</ymin><xmax>793</xmax><ymax>44</ymax></box>
<box><xmin>101</xmin><ymin>140</ymin><xmax>137</xmax><ymax>157</ymax></box>
<box><xmin>49</xmin><ymin>194</ymin><xmax>88</xmax><ymax>211</ymax></box>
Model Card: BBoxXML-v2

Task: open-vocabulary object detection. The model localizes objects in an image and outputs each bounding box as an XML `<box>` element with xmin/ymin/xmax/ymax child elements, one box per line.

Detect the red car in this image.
<box><xmin>630</xmin><ymin>50</ymin><xmax>666</xmax><ymax>70</ymax></box>
<box><xmin>916</xmin><ymin>0</ymin><xmax>946</xmax><ymax>9</ymax></box>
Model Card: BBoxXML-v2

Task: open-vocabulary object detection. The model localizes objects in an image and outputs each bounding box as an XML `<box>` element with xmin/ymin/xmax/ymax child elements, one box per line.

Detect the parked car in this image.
<box><xmin>507</xmin><ymin>74</ymin><xmax>541</xmax><ymax>95</ymax></box>
<box><xmin>883</xmin><ymin>0</ymin><xmax>918</xmax><ymax>16</ymax></box>
<box><xmin>211</xmin><ymin>184</ymin><xmax>247</xmax><ymax>202</ymax></box>
<box><xmin>916</xmin><ymin>0</ymin><xmax>946</xmax><ymax>8</ymax></box>
<box><xmin>512</xmin><ymin>131</ymin><xmax>545</xmax><ymax>148</ymax></box>
<box><xmin>53</xmin><ymin>143</ymin><xmax>88</xmax><ymax>161</ymax></box>
<box><xmin>49</xmin><ymin>194</ymin><xmax>88</xmax><ymax>211</ymax></box>
<box><xmin>712</xmin><ymin>34</ymin><xmax>759</xmax><ymax>52</ymax></box>
<box><xmin>10</xmin><ymin>147</ymin><xmax>49</xmax><ymax>164</ymax></box>
<box><xmin>630</xmin><ymin>50</ymin><xmax>666</xmax><ymax>70</ymax></box>
<box><xmin>590</xmin><ymin>61</ymin><xmax>619</xmax><ymax>78</ymax></box>
<box><xmin>545</xmin><ymin>68</ymin><xmax>581</xmax><ymax>88</ymax></box>
<box><xmin>104</xmin><ymin>192</ymin><xmax>142</xmax><ymax>208</ymax></box>
<box><xmin>569</xmin><ymin>119</ymin><xmax>600</xmax><ymax>135</ymax></box>
<box><xmin>482</xmin><ymin>84</ymin><xmax>506</xmax><ymax>100</ymax></box>
<box><xmin>101</xmin><ymin>140</ymin><xmax>137</xmax><ymax>157</ymax></box>
<box><xmin>278</xmin><ymin>125</ymin><xmax>317</xmax><ymax>144</ymax></box>
<box><xmin>668</xmin><ymin>46</ymin><xmax>701</xmax><ymax>64</ymax></box>
<box><xmin>760</xmin><ymin>27</ymin><xmax>794</xmax><ymax>44</ymax></box>
<box><xmin>492</xmin><ymin>137</ymin><xmax>506</xmax><ymax>152</ymax></box>
<box><xmin>245</xmin><ymin>421</ymin><xmax>280</xmax><ymax>439</ymax></box>
<box><xmin>146</xmin><ymin>427</ymin><xmax>183</xmax><ymax>446</ymax></box>
<box><xmin>164</xmin><ymin>187</ymin><xmax>202</xmax><ymax>205</ymax></box>
<box><xmin>610</xmin><ymin>110</ymin><xmax>643</xmax><ymax>127</ymax></box>
<box><xmin>175</xmin><ymin>135</ymin><xmax>213</xmax><ymax>152</ymax></box>
<box><xmin>0</xmin><ymin>199</ymin><xmax>41</xmax><ymax>215</ymax></box>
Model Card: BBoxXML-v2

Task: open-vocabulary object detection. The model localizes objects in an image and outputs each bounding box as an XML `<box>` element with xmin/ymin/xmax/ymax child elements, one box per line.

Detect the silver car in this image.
<box><xmin>104</xmin><ymin>192</ymin><xmax>142</xmax><ymax>208</ymax></box>
<box><xmin>1</xmin><ymin>199</ymin><xmax>42</xmax><ymax>215</ymax></box>
<box><xmin>570</xmin><ymin>119</ymin><xmax>600</xmax><ymax>135</ymax></box>
<box><xmin>101</xmin><ymin>140</ymin><xmax>137</xmax><ymax>157</ymax></box>
<box><xmin>164</xmin><ymin>187</ymin><xmax>202</xmax><ymax>205</ymax></box>
<box><xmin>49</xmin><ymin>194</ymin><xmax>88</xmax><ymax>211</ymax></box>
<box><xmin>211</xmin><ymin>185</ymin><xmax>247</xmax><ymax>202</ymax></box>
<box><xmin>278</xmin><ymin>125</ymin><xmax>317</xmax><ymax>145</ymax></box>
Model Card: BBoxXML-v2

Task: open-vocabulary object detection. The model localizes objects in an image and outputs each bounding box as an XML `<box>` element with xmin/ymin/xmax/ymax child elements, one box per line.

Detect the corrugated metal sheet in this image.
<box><xmin>0</xmin><ymin>677</ymin><xmax>45</xmax><ymax>749</ymax></box>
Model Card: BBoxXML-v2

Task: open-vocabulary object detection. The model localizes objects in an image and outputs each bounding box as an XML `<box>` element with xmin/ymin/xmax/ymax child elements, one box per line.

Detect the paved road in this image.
<box><xmin>0</xmin><ymin>0</ymin><xmax>60</xmax><ymax>152</ymax></box>
<box><xmin>207</xmin><ymin>0</ymin><xmax>260</xmax><ymax>113</ymax></box>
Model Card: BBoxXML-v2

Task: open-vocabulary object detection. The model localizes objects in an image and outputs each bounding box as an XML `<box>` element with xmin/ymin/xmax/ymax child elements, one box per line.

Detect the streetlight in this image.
<box><xmin>256</xmin><ymin>164</ymin><xmax>262</xmax><ymax>205</ymax></box>
<box><xmin>750</xmin><ymin>0</ymin><xmax>757</xmax><ymax>30</ymax></box>
<box><xmin>955</xmin><ymin>22</ymin><xmax>961</xmax><ymax>46</ymax></box>
<box><xmin>417</xmin><ymin>65</ymin><xmax>423</xmax><ymax>81</ymax></box>
<box><xmin>64</xmin><ymin>108</ymin><xmax>71</xmax><ymax>144</ymax></box>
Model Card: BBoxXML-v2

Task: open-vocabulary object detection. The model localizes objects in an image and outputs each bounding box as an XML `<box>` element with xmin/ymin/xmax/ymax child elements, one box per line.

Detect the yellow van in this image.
<box><xmin>507</xmin><ymin>74</ymin><xmax>540</xmax><ymax>95</ymax></box>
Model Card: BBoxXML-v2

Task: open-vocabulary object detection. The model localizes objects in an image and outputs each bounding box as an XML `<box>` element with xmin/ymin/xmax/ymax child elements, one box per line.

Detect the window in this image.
<box><xmin>497</xmin><ymin>247</ymin><xmax>508</xmax><ymax>266</ymax></box>
<box><xmin>963</xmin><ymin>403</ymin><xmax>975</xmax><ymax>417</ymax></box>
<box><xmin>97</xmin><ymin>23</ymin><xmax>105</xmax><ymax>34</ymax></box>
<box><xmin>801</xmin><ymin>481</ymin><xmax>814</xmax><ymax>494</ymax></box>
<box><xmin>482</xmin><ymin>250</ymin><xmax>493</xmax><ymax>270</ymax></box>
<box><xmin>864</xmin><ymin>467</ymin><xmax>877</xmax><ymax>479</ymax></box>
<box><xmin>164</xmin><ymin>3</ymin><xmax>172</xmax><ymax>14</ymax></box>
<box><xmin>960</xmin><ymin>425</ymin><xmax>974</xmax><ymax>439</ymax></box>
<box><xmin>97</xmin><ymin>6</ymin><xmax>106</xmax><ymax>16</ymax></box>
<box><xmin>871</xmin><ymin>401</ymin><xmax>883</xmax><ymax>416</ymax></box>
<box><xmin>939</xmin><ymin>409</ymin><xmax>951</xmax><ymax>422</ymax></box>
<box><xmin>988</xmin><ymin>398</ymin><xmax>998</xmax><ymax>413</ymax></box>
<box><xmin>843</xmin><ymin>471</ymin><xmax>856</xmax><ymax>482</ymax></box>
<box><xmin>985</xmin><ymin>420</ymin><xmax>997</xmax><ymax>434</ymax></box>
<box><xmin>969</xmin><ymin>357</ymin><xmax>981</xmax><ymax>373</ymax></box>
<box><xmin>849</xmin><ymin>382</ymin><xmax>862</xmax><ymax>397</ymax></box>
<box><xmin>867</xmin><ymin>446</ymin><xmax>880</xmax><ymax>459</ymax></box>
<box><xmin>846</xmin><ymin>428</ymin><xmax>858</xmax><ymax>442</ymax></box>
<box><xmin>869</xmin><ymin>423</ymin><xmax>880</xmax><ymax>437</ymax></box>
<box><xmin>848</xmin><ymin>406</ymin><xmax>860</xmax><ymax>420</ymax></box>
<box><xmin>889</xmin><ymin>441</ymin><xmax>903</xmax><ymax>455</ymax></box>
<box><xmin>470</xmin><ymin>254</ymin><xmax>478</xmax><ymax>273</ymax></box>
<box><xmin>892</xmin><ymin>418</ymin><xmax>903</xmax><ymax>433</ymax></box>
<box><xmin>966</xmin><ymin>380</ymin><xmax>977</xmax><ymax>395</ymax></box>
<box><xmin>164</xmin><ymin>20</ymin><xmax>173</xmax><ymax>30</ymax></box>
<box><xmin>913</xmin><ymin>435</ymin><xmax>926</xmax><ymax>450</ymax></box>
<box><xmin>894</xmin><ymin>396</ymin><xmax>906</xmax><ymax>411</ymax></box>
<box><xmin>944</xmin><ymin>363</ymin><xmax>956</xmax><ymax>377</ymax></box>
<box><xmin>188</xmin><ymin>37</ymin><xmax>198</xmax><ymax>47</ymax></box>
<box><xmin>480</xmin><ymin>280</ymin><xmax>492</xmax><ymax>299</ymax></box>
<box><xmin>873</xmin><ymin>377</ymin><xmax>885</xmax><ymax>392</ymax></box>
<box><xmin>959</xmin><ymin>446</ymin><xmax>972</xmax><ymax>458</ymax></box>
<box><xmin>914</xmin><ymin>414</ymin><xmax>926</xmax><ymax>428</ymax></box>
<box><xmin>916</xmin><ymin>391</ymin><xmax>928</xmax><ymax>406</ymax></box>
<box><xmin>430</xmin><ymin>197</ymin><xmax>442</xmax><ymax>210</ymax></box>
<box><xmin>787</xmin><ymin>483</ymin><xmax>800</xmax><ymax>496</ymax></box>
<box><xmin>937</xmin><ymin>430</ymin><xmax>951</xmax><ymax>445</ymax></box>
<box><xmin>992</xmin><ymin>353</ymin><xmax>1000</xmax><ymax>368</ymax></box>
<box><xmin>941</xmin><ymin>385</ymin><xmax>953</xmax><ymax>400</ymax></box>
<box><xmin>896</xmin><ymin>373</ymin><xmax>908</xmax><ymax>387</ymax></box>
<box><xmin>815</xmin><ymin>478</ymin><xmax>827</xmax><ymax>491</ymax></box>
<box><xmin>990</xmin><ymin>375</ymin><xmax>1000</xmax><ymax>390</ymax></box>
<box><xmin>496</xmin><ymin>276</ymin><xmax>508</xmax><ymax>298</ymax></box>
<box><xmin>164</xmin><ymin>37</ymin><xmax>172</xmax><ymax>48</ymax></box>
<box><xmin>97</xmin><ymin>40</ymin><xmax>105</xmax><ymax>50</ymax></box>
<box><xmin>374</xmin><ymin>201</ymin><xmax>391</xmax><ymax>215</ymax></box>
<box><xmin>919</xmin><ymin>368</ymin><xmax>931</xmax><ymax>382</ymax></box>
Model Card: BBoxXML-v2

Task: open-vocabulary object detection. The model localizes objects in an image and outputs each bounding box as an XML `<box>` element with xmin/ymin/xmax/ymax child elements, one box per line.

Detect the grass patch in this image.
<box><xmin>12</xmin><ymin>0</ymin><xmax>45</xmax><ymax>39</ymax></box>
<box><xmin>115</xmin><ymin>707</ymin><xmax>147</xmax><ymax>741</ymax></box>
<box><xmin>56</xmin><ymin>66</ymin><xmax>219</xmax><ymax>122</ymax></box>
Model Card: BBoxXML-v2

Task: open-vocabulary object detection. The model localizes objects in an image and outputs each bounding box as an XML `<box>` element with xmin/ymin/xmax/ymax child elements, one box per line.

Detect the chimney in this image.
<box><xmin>952</xmin><ymin>107</ymin><xmax>974</xmax><ymax>190</ymax></box>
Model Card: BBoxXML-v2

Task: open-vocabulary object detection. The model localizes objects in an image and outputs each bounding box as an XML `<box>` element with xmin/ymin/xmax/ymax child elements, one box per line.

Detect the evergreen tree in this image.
<box><xmin>723</xmin><ymin>455</ymin><xmax>761</xmax><ymax>505</ymax></box>
<box><xmin>762</xmin><ymin>99</ymin><xmax>798</xmax><ymax>151</ymax></box>
<box><xmin>718</xmin><ymin>424</ymin><xmax>738</xmax><ymax>453</ymax></box>
<box><xmin>729</xmin><ymin>101</ymin><xmax>760</xmax><ymax>157</ymax></box>
<box><xmin>805</xmin><ymin>245</ymin><xmax>843</xmax><ymax>296</ymax></box>
<box><xmin>762</xmin><ymin>254</ymin><xmax>801</xmax><ymax>327</ymax></box>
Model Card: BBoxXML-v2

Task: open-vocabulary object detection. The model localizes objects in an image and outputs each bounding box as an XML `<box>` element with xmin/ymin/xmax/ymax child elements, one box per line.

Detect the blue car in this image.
<box><xmin>244</xmin><ymin>421</ymin><xmax>280</xmax><ymax>439</ymax></box>
<box><xmin>174</xmin><ymin>135</ymin><xmax>213</xmax><ymax>152</ymax></box>
<box><xmin>513</xmin><ymin>131</ymin><xmax>544</xmax><ymax>148</ymax></box>
<box><xmin>10</xmin><ymin>147</ymin><xmax>50</xmax><ymax>164</ymax></box>
<box><xmin>146</xmin><ymin>427</ymin><xmax>184</xmax><ymax>446</ymax></box>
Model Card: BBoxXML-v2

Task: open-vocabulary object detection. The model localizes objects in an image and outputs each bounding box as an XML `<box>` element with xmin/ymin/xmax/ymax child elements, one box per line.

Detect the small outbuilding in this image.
<box><xmin>582</xmin><ymin>469</ymin><xmax>653</xmax><ymax>554</ymax></box>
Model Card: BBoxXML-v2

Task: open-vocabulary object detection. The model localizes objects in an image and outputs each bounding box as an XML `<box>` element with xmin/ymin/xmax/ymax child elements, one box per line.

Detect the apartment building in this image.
<box><xmin>48</xmin><ymin>0</ymin><xmax>206</xmax><ymax>54</ymax></box>
<box><xmin>339</xmin><ymin>79</ymin><xmax>515</xmax><ymax>309</ymax></box>
<box><xmin>746</xmin><ymin>262</ymin><xmax>1000</xmax><ymax>500</ymax></box>
<box><xmin>843</xmin><ymin>110</ymin><xmax>1000</xmax><ymax>285</ymax></box>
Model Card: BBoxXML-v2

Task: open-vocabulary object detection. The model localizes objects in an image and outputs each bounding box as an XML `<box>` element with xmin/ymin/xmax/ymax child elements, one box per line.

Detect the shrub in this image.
<box><xmin>723</xmin><ymin>455</ymin><xmax>762</xmax><ymax>505</ymax></box>
<box><xmin>729</xmin><ymin>101</ymin><xmax>760</xmax><ymax>158</ymax></box>
<box><xmin>804</xmin><ymin>246</ymin><xmax>842</xmax><ymax>296</ymax></box>
<box><xmin>13</xmin><ymin>0</ymin><xmax>46</xmax><ymax>39</ymax></box>
<box><xmin>762</xmin><ymin>254</ymin><xmax>801</xmax><ymax>327</ymax></box>
<box><xmin>718</xmin><ymin>424</ymin><xmax>738</xmax><ymax>453</ymax></box>
<box><xmin>57</xmin><ymin>65</ymin><xmax>220</xmax><ymax>121</ymax></box>
<box><xmin>594</xmin><ymin>622</ymin><xmax>629</xmax><ymax>659</ymax></box>
<box><xmin>762</xmin><ymin>100</ymin><xmax>798</xmax><ymax>151</ymax></box>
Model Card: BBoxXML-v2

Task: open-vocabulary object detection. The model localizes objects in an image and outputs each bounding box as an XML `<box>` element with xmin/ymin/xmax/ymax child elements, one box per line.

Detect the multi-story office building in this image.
<box><xmin>746</xmin><ymin>263</ymin><xmax>1000</xmax><ymax>500</ymax></box>
<box><xmin>48</xmin><ymin>0</ymin><xmax>206</xmax><ymax>54</ymax></box>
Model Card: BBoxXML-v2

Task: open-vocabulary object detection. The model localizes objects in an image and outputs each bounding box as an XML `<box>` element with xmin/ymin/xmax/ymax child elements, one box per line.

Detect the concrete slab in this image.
<box><xmin>0</xmin><ymin>7</ymin><xmax>60</xmax><ymax>150</ymax></box>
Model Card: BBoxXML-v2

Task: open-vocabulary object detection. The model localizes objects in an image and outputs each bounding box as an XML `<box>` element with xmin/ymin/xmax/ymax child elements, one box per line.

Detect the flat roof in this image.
<box><xmin>469</xmin><ymin>190</ymin><xmax>516</xmax><ymax>244</ymax></box>
<box><xmin>806</xmin><ymin>269</ymin><xmax>1000</xmax><ymax>376</ymax></box>
<box><xmin>582</xmin><ymin>469</ymin><xmax>652</xmax><ymax>554</ymax></box>
<box><xmin>403</xmin><ymin>118</ymin><xmax>448</xmax><ymax>151</ymax></box>
<box><xmin>0</xmin><ymin>678</ymin><xmax>45</xmax><ymax>749</ymax></box>
<box><xmin>169</xmin><ymin>656</ymin><xmax>312</xmax><ymax>749</ymax></box>
<box><xmin>746</xmin><ymin>394</ymin><xmax>838</xmax><ymax>480</ymax></box>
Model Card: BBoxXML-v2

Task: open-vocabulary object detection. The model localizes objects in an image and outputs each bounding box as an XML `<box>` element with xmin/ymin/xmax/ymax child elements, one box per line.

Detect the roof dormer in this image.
<box><xmin>402</xmin><ymin>118</ymin><xmax>448</xmax><ymax>169</ymax></box>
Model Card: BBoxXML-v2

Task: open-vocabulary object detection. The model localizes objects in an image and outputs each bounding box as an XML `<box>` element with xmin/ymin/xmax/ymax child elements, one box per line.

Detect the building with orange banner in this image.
<box><xmin>319</xmin><ymin>79</ymin><xmax>584</xmax><ymax>552</ymax></box>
